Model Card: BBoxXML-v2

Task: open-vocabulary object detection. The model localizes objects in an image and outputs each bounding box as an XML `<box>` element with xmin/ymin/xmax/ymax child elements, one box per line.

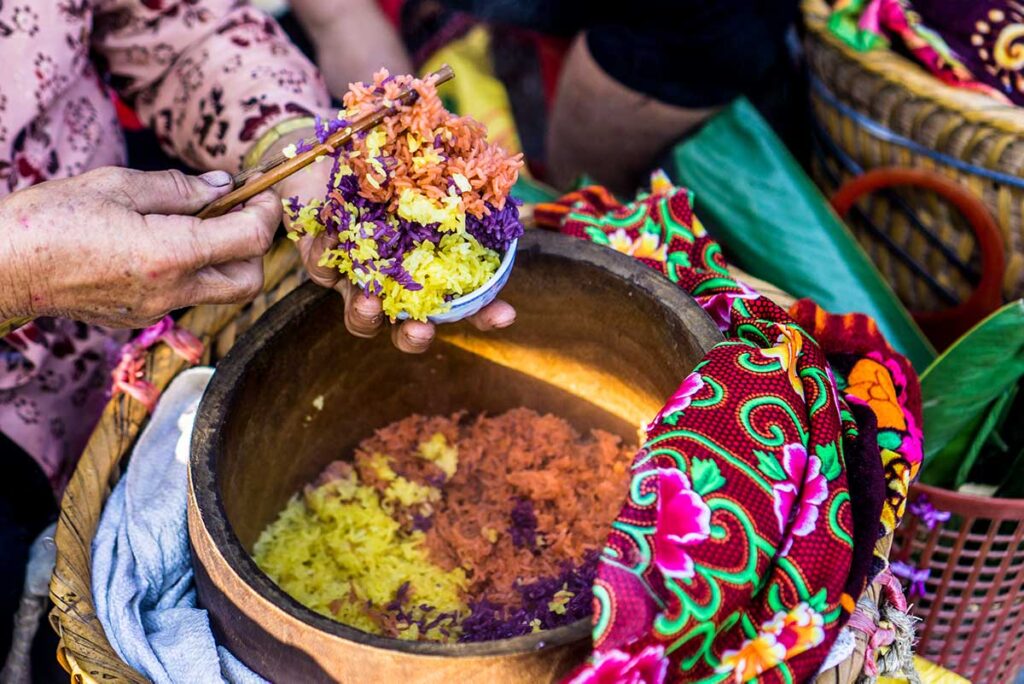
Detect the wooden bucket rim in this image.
<box><xmin>189</xmin><ymin>230</ymin><xmax>723</xmax><ymax>659</ymax></box>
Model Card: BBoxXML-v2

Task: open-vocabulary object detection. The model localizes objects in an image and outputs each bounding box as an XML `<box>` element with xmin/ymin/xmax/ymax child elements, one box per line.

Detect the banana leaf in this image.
<box><xmin>511</xmin><ymin>176</ymin><xmax>558</xmax><ymax>205</ymax></box>
<box><xmin>665</xmin><ymin>98</ymin><xmax>935</xmax><ymax>371</ymax></box>
<box><xmin>919</xmin><ymin>300</ymin><xmax>1024</xmax><ymax>488</ymax></box>
<box><xmin>996</xmin><ymin>442</ymin><xmax>1024</xmax><ymax>498</ymax></box>
<box><xmin>953</xmin><ymin>385</ymin><xmax>1017</xmax><ymax>489</ymax></box>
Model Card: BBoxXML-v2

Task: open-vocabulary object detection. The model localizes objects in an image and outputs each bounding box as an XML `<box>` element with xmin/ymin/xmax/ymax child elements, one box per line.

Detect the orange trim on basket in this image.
<box><xmin>831</xmin><ymin>167</ymin><xmax>1006</xmax><ymax>350</ymax></box>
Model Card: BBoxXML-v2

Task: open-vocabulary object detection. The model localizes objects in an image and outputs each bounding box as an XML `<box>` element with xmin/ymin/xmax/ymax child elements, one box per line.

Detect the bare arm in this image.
<box><xmin>546</xmin><ymin>35</ymin><xmax>717</xmax><ymax>195</ymax></box>
<box><xmin>0</xmin><ymin>168</ymin><xmax>279</xmax><ymax>327</ymax></box>
<box><xmin>290</xmin><ymin>0</ymin><xmax>413</xmax><ymax>99</ymax></box>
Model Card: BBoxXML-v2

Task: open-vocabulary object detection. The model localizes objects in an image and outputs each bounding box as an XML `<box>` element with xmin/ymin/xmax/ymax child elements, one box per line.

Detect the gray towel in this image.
<box><xmin>91</xmin><ymin>368</ymin><xmax>266</xmax><ymax>684</ymax></box>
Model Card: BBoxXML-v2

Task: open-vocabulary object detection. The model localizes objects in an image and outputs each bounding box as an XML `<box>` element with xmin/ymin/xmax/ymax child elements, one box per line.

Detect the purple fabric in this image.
<box><xmin>842</xmin><ymin>397</ymin><xmax>889</xmax><ymax>599</ymax></box>
<box><xmin>912</xmin><ymin>0</ymin><xmax>1024</xmax><ymax>105</ymax></box>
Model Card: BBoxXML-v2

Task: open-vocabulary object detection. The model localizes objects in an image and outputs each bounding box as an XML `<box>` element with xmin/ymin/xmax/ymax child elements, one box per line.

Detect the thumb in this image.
<box><xmin>122</xmin><ymin>168</ymin><xmax>235</xmax><ymax>216</ymax></box>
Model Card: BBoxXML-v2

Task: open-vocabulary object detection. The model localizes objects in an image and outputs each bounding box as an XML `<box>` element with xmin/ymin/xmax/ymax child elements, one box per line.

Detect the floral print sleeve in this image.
<box><xmin>90</xmin><ymin>0</ymin><xmax>330</xmax><ymax>171</ymax></box>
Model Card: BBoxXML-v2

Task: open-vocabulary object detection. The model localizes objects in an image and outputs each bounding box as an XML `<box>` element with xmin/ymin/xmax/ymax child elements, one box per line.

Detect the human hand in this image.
<box><xmin>274</xmin><ymin>149</ymin><xmax>516</xmax><ymax>354</ymax></box>
<box><xmin>0</xmin><ymin>166</ymin><xmax>280</xmax><ymax>328</ymax></box>
<box><xmin>296</xmin><ymin>226</ymin><xmax>517</xmax><ymax>353</ymax></box>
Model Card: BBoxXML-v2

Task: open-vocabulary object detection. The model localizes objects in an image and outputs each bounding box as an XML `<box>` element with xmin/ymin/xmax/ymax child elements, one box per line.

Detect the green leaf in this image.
<box><xmin>509</xmin><ymin>176</ymin><xmax>559</xmax><ymax>204</ymax></box>
<box><xmin>996</xmin><ymin>444</ymin><xmax>1024</xmax><ymax>498</ymax></box>
<box><xmin>666</xmin><ymin>98</ymin><xmax>935</xmax><ymax>370</ymax></box>
<box><xmin>755</xmin><ymin>450</ymin><xmax>786</xmax><ymax>481</ymax></box>
<box><xmin>691</xmin><ymin>458</ymin><xmax>726</xmax><ymax>496</ymax></box>
<box><xmin>920</xmin><ymin>301</ymin><xmax>1024</xmax><ymax>488</ymax></box>
<box><xmin>440</xmin><ymin>93</ymin><xmax>458</xmax><ymax>113</ymax></box>
<box><xmin>816</xmin><ymin>442</ymin><xmax>842</xmax><ymax>481</ymax></box>
<box><xmin>954</xmin><ymin>385</ymin><xmax>1018</xmax><ymax>489</ymax></box>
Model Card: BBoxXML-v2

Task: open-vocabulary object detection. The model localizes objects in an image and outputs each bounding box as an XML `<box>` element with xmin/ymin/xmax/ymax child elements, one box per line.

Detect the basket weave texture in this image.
<box><xmin>47</xmin><ymin>238</ymin><xmax>875</xmax><ymax>683</ymax></box>
<box><xmin>49</xmin><ymin>240</ymin><xmax>304</xmax><ymax>683</ymax></box>
<box><xmin>803</xmin><ymin>0</ymin><xmax>1024</xmax><ymax>312</ymax></box>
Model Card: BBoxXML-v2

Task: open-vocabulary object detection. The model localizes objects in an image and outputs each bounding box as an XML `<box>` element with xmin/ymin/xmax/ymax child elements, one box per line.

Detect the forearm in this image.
<box><xmin>0</xmin><ymin>195</ymin><xmax>43</xmax><ymax>320</ymax></box>
<box><xmin>546</xmin><ymin>36</ymin><xmax>718</xmax><ymax>194</ymax></box>
<box><xmin>293</xmin><ymin>0</ymin><xmax>412</xmax><ymax>98</ymax></box>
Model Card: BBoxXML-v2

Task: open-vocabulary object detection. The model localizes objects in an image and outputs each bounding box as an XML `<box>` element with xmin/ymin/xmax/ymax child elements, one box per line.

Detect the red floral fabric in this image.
<box><xmin>537</xmin><ymin>176</ymin><xmax>922</xmax><ymax>683</ymax></box>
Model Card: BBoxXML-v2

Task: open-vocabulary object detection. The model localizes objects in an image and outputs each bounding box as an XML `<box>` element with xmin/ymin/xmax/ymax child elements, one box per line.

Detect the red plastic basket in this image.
<box><xmin>891</xmin><ymin>483</ymin><xmax>1024</xmax><ymax>682</ymax></box>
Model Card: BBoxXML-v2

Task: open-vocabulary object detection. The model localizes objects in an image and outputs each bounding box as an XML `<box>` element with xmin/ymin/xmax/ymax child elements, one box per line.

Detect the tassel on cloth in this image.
<box><xmin>849</xmin><ymin>568</ymin><xmax>921</xmax><ymax>684</ymax></box>
<box><xmin>110</xmin><ymin>316</ymin><xmax>203</xmax><ymax>411</ymax></box>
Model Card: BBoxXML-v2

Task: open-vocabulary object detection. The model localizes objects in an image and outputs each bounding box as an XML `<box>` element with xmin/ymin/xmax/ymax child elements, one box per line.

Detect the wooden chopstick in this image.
<box><xmin>196</xmin><ymin>64</ymin><xmax>454</xmax><ymax>220</ymax></box>
<box><xmin>0</xmin><ymin>65</ymin><xmax>455</xmax><ymax>339</ymax></box>
<box><xmin>0</xmin><ymin>316</ymin><xmax>33</xmax><ymax>339</ymax></box>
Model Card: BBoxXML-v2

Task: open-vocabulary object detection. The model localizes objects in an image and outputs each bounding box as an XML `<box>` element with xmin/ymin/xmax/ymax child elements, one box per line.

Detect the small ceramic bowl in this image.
<box><xmin>395</xmin><ymin>238</ymin><xmax>519</xmax><ymax>325</ymax></box>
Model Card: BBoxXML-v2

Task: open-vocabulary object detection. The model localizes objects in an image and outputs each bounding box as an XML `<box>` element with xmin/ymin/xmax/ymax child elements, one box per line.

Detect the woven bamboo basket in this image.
<box><xmin>49</xmin><ymin>239</ymin><xmax>306</xmax><ymax>683</ymax></box>
<box><xmin>803</xmin><ymin>0</ymin><xmax>1024</xmax><ymax>313</ymax></box>
<box><xmin>47</xmin><ymin>232</ymin><xmax>880</xmax><ymax>683</ymax></box>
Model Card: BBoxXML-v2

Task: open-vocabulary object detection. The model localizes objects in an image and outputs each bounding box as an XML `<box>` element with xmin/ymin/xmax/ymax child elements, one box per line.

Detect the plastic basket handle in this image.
<box><xmin>830</xmin><ymin>167</ymin><xmax>1006</xmax><ymax>349</ymax></box>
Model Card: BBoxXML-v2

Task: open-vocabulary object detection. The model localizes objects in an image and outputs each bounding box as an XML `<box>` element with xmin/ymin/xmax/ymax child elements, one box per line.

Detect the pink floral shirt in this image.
<box><xmin>0</xmin><ymin>0</ymin><xmax>329</xmax><ymax>496</ymax></box>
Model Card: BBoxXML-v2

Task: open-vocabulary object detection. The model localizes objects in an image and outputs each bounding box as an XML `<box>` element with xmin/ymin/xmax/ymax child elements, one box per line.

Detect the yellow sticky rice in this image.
<box><xmin>375</xmin><ymin>233</ymin><xmax>498</xmax><ymax>321</ymax></box>
<box><xmin>418</xmin><ymin>432</ymin><xmax>458</xmax><ymax>478</ymax></box>
<box><xmin>252</xmin><ymin>466</ymin><xmax>468</xmax><ymax>641</ymax></box>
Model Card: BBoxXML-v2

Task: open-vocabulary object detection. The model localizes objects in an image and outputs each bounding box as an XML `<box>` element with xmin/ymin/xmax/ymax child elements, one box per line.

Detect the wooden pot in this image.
<box><xmin>188</xmin><ymin>230</ymin><xmax>722</xmax><ymax>683</ymax></box>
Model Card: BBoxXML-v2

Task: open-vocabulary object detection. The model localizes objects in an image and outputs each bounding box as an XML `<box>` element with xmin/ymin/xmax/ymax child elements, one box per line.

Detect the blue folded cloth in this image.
<box><xmin>92</xmin><ymin>368</ymin><xmax>266</xmax><ymax>684</ymax></box>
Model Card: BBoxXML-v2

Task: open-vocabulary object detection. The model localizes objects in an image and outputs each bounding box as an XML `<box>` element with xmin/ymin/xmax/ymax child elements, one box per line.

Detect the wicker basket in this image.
<box><xmin>46</xmin><ymin>237</ymin><xmax>875</xmax><ymax>683</ymax></box>
<box><xmin>803</xmin><ymin>0</ymin><xmax>1024</xmax><ymax>312</ymax></box>
<box><xmin>49</xmin><ymin>239</ymin><xmax>306</xmax><ymax>683</ymax></box>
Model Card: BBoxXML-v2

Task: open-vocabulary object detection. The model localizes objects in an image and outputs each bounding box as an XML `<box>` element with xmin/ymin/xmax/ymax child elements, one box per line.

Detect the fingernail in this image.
<box><xmin>199</xmin><ymin>170</ymin><xmax>233</xmax><ymax>187</ymax></box>
<box><xmin>494</xmin><ymin>316</ymin><xmax>516</xmax><ymax>329</ymax></box>
<box><xmin>406</xmin><ymin>330</ymin><xmax>433</xmax><ymax>345</ymax></box>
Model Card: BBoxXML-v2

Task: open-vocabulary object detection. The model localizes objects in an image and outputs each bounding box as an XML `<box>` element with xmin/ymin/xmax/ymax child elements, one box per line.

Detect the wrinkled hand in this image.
<box><xmin>0</xmin><ymin>166</ymin><xmax>280</xmax><ymax>328</ymax></box>
<box><xmin>277</xmin><ymin>159</ymin><xmax>516</xmax><ymax>354</ymax></box>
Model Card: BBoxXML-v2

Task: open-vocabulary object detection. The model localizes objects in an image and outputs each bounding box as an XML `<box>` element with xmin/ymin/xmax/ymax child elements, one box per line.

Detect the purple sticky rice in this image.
<box><xmin>411</xmin><ymin>512</ymin><xmax>434</xmax><ymax>532</ymax></box>
<box><xmin>509</xmin><ymin>498</ymin><xmax>538</xmax><ymax>551</ymax></box>
<box><xmin>324</xmin><ymin>173</ymin><xmax>444</xmax><ymax>295</ymax></box>
<box><xmin>313</xmin><ymin>115</ymin><xmax>349</xmax><ymax>144</ymax></box>
<box><xmin>385</xmin><ymin>582</ymin><xmax>412</xmax><ymax>612</ymax></box>
<box><xmin>379</xmin><ymin>259</ymin><xmax>423</xmax><ymax>291</ymax></box>
<box><xmin>466</xmin><ymin>199</ymin><xmax>524</xmax><ymax>252</ymax></box>
<box><xmin>458</xmin><ymin>551</ymin><xmax>600</xmax><ymax>643</ymax></box>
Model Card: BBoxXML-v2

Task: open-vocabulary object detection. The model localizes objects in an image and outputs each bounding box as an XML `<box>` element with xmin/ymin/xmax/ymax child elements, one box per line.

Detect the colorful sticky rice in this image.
<box><xmin>252</xmin><ymin>409</ymin><xmax>633</xmax><ymax>642</ymax></box>
<box><xmin>285</xmin><ymin>70</ymin><xmax>525</xmax><ymax>321</ymax></box>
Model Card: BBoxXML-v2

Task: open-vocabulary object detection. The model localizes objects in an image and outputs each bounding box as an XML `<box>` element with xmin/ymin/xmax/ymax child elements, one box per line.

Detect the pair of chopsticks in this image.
<box><xmin>0</xmin><ymin>65</ymin><xmax>455</xmax><ymax>338</ymax></box>
<box><xmin>198</xmin><ymin>64</ymin><xmax>454</xmax><ymax>218</ymax></box>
